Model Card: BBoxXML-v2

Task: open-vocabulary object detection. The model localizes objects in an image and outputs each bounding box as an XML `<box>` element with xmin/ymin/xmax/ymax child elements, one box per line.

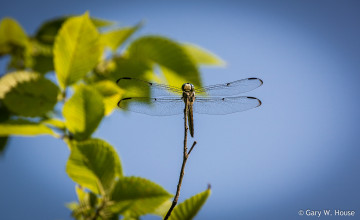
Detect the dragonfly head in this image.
<box><xmin>182</xmin><ymin>83</ymin><xmax>194</xmax><ymax>92</ymax></box>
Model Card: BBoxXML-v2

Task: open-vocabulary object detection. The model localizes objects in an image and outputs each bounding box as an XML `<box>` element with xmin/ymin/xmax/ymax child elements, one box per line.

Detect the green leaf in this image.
<box><xmin>32</xmin><ymin>54</ymin><xmax>54</xmax><ymax>74</ymax></box>
<box><xmin>122</xmin><ymin>216</ymin><xmax>140</xmax><ymax>220</ymax></box>
<box><xmin>0</xmin><ymin>71</ymin><xmax>59</xmax><ymax>117</ymax></box>
<box><xmin>66</xmin><ymin>138</ymin><xmax>122</xmax><ymax>195</ymax></box>
<box><xmin>0</xmin><ymin>101</ymin><xmax>10</xmax><ymax>154</ymax></box>
<box><xmin>0</xmin><ymin>18</ymin><xmax>31</xmax><ymax>69</ymax></box>
<box><xmin>109</xmin><ymin>56</ymin><xmax>153</xmax><ymax>81</ymax></box>
<box><xmin>69</xmin><ymin>185</ymin><xmax>101</xmax><ymax>219</ymax></box>
<box><xmin>27</xmin><ymin>40</ymin><xmax>54</xmax><ymax>74</ymax></box>
<box><xmin>108</xmin><ymin>56</ymin><xmax>155</xmax><ymax>105</ymax></box>
<box><xmin>0</xmin><ymin>137</ymin><xmax>9</xmax><ymax>155</ymax></box>
<box><xmin>0</xmin><ymin>17</ymin><xmax>28</xmax><ymax>54</ymax></box>
<box><xmin>93</xmin><ymin>80</ymin><xmax>124</xmax><ymax>116</ymax></box>
<box><xmin>35</xmin><ymin>16</ymin><xmax>114</xmax><ymax>45</ymax></box>
<box><xmin>127</xmin><ymin>36</ymin><xmax>202</xmax><ymax>88</ymax></box>
<box><xmin>54</xmin><ymin>12</ymin><xmax>102</xmax><ymax>89</ymax></box>
<box><xmin>168</xmin><ymin>189</ymin><xmax>211</xmax><ymax>220</ymax></box>
<box><xmin>101</xmin><ymin>23</ymin><xmax>142</xmax><ymax>51</ymax></box>
<box><xmin>35</xmin><ymin>17</ymin><xmax>68</xmax><ymax>45</ymax></box>
<box><xmin>29</xmin><ymin>39</ymin><xmax>53</xmax><ymax>55</ymax></box>
<box><xmin>182</xmin><ymin>43</ymin><xmax>225</xmax><ymax>66</ymax></box>
<box><xmin>90</xmin><ymin>17</ymin><xmax>115</xmax><ymax>28</ymax></box>
<box><xmin>66</xmin><ymin>201</ymin><xmax>79</xmax><ymax>212</ymax></box>
<box><xmin>42</xmin><ymin>118</ymin><xmax>65</xmax><ymax>130</ymax></box>
<box><xmin>0</xmin><ymin>119</ymin><xmax>55</xmax><ymax>136</ymax></box>
<box><xmin>63</xmin><ymin>84</ymin><xmax>104</xmax><ymax>140</ymax></box>
<box><xmin>151</xmin><ymin>199</ymin><xmax>172</xmax><ymax>217</ymax></box>
<box><xmin>75</xmin><ymin>185</ymin><xmax>87</xmax><ymax>202</ymax></box>
<box><xmin>110</xmin><ymin>176</ymin><xmax>172</xmax><ymax>217</ymax></box>
<box><xmin>76</xmin><ymin>185</ymin><xmax>98</xmax><ymax>208</ymax></box>
<box><xmin>0</xmin><ymin>101</ymin><xmax>10</xmax><ymax>121</ymax></box>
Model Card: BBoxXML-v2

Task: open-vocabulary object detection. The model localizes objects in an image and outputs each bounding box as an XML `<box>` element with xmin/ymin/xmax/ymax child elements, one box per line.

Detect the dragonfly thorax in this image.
<box><xmin>182</xmin><ymin>83</ymin><xmax>194</xmax><ymax>92</ymax></box>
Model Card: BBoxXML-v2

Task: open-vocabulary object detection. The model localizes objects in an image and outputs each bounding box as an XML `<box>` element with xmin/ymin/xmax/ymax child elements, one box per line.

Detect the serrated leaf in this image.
<box><xmin>127</xmin><ymin>36</ymin><xmax>202</xmax><ymax>88</ymax></box>
<box><xmin>35</xmin><ymin>16</ymin><xmax>114</xmax><ymax>45</ymax></box>
<box><xmin>66</xmin><ymin>138</ymin><xmax>122</xmax><ymax>195</ymax></box>
<box><xmin>101</xmin><ymin>23</ymin><xmax>141</xmax><ymax>51</ymax></box>
<box><xmin>183</xmin><ymin>44</ymin><xmax>225</xmax><ymax>66</ymax></box>
<box><xmin>0</xmin><ymin>17</ymin><xmax>28</xmax><ymax>53</ymax></box>
<box><xmin>0</xmin><ymin>119</ymin><xmax>55</xmax><ymax>136</ymax></box>
<box><xmin>110</xmin><ymin>176</ymin><xmax>172</xmax><ymax>217</ymax></box>
<box><xmin>168</xmin><ymin>189</ymin><xmax>211</xmax><ymax>220</ymax></box>
<box><xmin>54</xmin><ymin>12</ymin><xmax>102</xmax><ymax>89</ymax></box>
<box><xmin>0</xmin><ymin>71</ymin><xmax>59</xmax><ymax>117</ymax></box>
<box><xmin>93</xmin><ymin>80</ymin><xmax>124</xmax><ymax>115</ymax></box>
<box><xmin>63</xmin><ymin>84</ymin><xmax>104</xmax><ymax>140</ymax></box>
<box><xmin>151</xmin><ymin>199</ymin><xmax>172</xmax><ymax>217</ymax></box>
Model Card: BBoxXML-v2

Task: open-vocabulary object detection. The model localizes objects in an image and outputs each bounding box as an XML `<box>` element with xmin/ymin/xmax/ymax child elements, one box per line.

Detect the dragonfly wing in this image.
<box><xmin>195</xmin><ymin>78</ymin><xmax>263</xmax><ymax>96</ymax></box>
<box><xmin>118</xmin><ymin>97</ymin><xmax>184</xmax><ymax>116</ymax></box>
<box><xmin>193</xmin><ymin>96</ymin><xmax>261</xmax><ymax>115</ymax></box>
<box><xmin>117</xmin><ymin>77</ymin><xmax>183</xmax><ymax>97</ymax></box>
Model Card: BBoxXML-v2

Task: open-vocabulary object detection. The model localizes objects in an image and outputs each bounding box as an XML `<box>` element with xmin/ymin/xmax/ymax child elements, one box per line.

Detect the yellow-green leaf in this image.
<box><xmin>0</xmin><ymin>71</ymin><xmax>59</xmax><ymax>117</ymax></box>
<box><xmin>101</xmin><ymin>23</ymin><xmax>142</xmax><ymax>51</ymax></box>
<box><xmin>65</xmin><ymin>201</ymin><xmax>79</xmax><ymax>211</ymax></box>
<box><xmin>42</xmin><ymin>118</ymin><xmax>65</xmax><ymax>130</ymax></box>
<box><xmin>90</xmin><ymin>17</ymin><xmax>115</xmax><ymax>28</ymax></box>
<box><xmin>54</xmin><ymin>12</ymin><xmax>102</xmax><ymax>89</ymax></box>
<box><xmin>151</xmin><ymin>199</ymin><xmax>172</xmax><ymax>217</ymax></box>
<box><xmin>63</xmin><ymin>84</ymin><xmax>104</xmax><ymax>140</ymax></box>
<box><xmin>110</xmin><ymin>176</ymin><xmax>172</xmax><ymax>217</ymax></box>
<box><xmin>127</xmin><ymin>36</ymin><xmax>202</xmax><ymax>88</ymax></box>
<box><xmin>0</xmin><ymin>18</ymin><xmax>31</xmax><ymax>69</ymax></box>
<box><xmin>93</xmin><ymin>80</ymin><xmax>124</xmax><ymax>116</ymax></box>
<box><xmin>183</xmin><ymin>43</ymin><xmax>225</xmax><ymax>66</ymax></box>
<box><xmin>66</xmin><ymin>138</ymin><xmax>122</xmax><ymax>195</ymax></box>
<box><xmin>0</xmin><ymin>17</ymin><xmax>28</xmax><ymax>53</ymax></box>
<box><xmin>0</xmin><ymin>119</ymin><xmax>55</xmax><ymax>137</ymax></box>
<box><xmin>168</xmin><ymin>189</ymin><xmax>211</xmax><ymax>220</ymax></box>
<box><xmin>35</xmin><ymin>16</ymin><xmax>114</xmax><ymax>45</ymax></box>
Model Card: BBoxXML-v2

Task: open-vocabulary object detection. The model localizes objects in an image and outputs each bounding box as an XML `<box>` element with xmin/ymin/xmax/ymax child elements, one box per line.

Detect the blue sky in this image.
<box><xmin>1</xmin><ymin>1</ymin><xmax>360</xmax><ymax>219</ymax></box>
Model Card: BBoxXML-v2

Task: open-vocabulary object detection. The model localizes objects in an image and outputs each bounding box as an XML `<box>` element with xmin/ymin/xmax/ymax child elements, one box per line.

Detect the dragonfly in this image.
<box><xmin>117</xmin><ymin>77</ymin><xmax>263</xmax><ymax>137</ymax></box>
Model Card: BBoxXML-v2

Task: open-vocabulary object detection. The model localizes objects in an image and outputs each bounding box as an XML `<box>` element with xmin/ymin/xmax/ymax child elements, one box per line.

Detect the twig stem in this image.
<box><xmin>164</xmin><ymin>100</ymin><xmax>197</xmax><ymax>220</ymax></box>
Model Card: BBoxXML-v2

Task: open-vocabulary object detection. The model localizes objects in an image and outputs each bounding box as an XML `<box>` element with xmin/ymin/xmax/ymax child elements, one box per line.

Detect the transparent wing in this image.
<box><xmin>193</xmin><ymin>96</ymin><xmax>261</xmax><ymax>115</ymax></box>
<box><xmin>117</xmin><ymin>77</ymin><xmax>183</xmax><ymax>97</ymax></box>
<box><xmin>195</xmin><ymin>78</ymin><xmax>263</xmax><ymax>96</ymax></box>
<box><xmin>118</xmin><ymin>97</ymin><xmax>184</xmax><ymax>116</ymax></box>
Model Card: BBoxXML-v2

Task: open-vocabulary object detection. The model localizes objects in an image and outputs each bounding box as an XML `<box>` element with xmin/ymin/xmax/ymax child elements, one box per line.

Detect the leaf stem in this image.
<box><xmin>164</xmin><ymin>99</ymin><xmax>197</xmax><ymax>220</ymax></box>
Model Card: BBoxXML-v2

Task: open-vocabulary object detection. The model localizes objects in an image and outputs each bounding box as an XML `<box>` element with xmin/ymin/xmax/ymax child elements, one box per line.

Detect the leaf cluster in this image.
<box><xmin>0</xmin><ymin>12</ymin><xmax>223</xmax><ymax>219</ymax></box>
